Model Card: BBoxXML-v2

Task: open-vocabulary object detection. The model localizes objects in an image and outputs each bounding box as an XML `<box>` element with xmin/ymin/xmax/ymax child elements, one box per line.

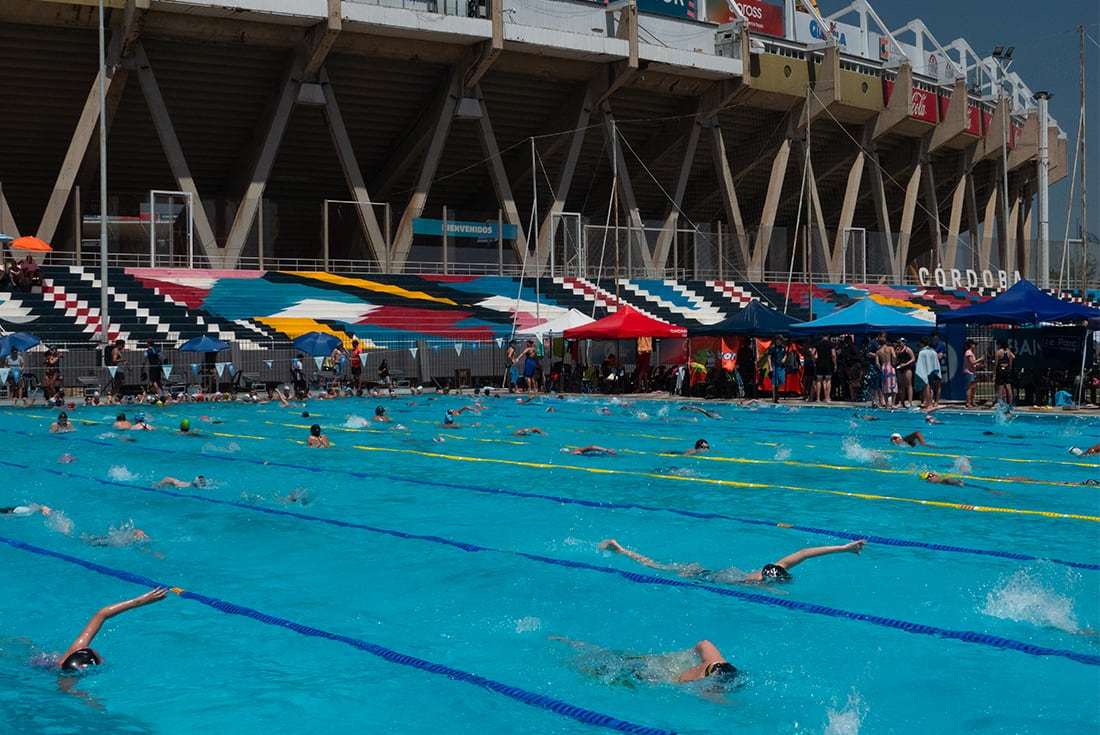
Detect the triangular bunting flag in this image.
<box><xmin>409</xmin><ymin>347</ymin><xmax>418</xmax><ymax>359</ymax></box>
<box><xmin>215</xmin><ymin>362</ymin><xmax>227</xmax><ymax>377</ymax></box>
<box><xmin>162</xmin><ymin>365</ymin><xmax>173</xmax><ymax>379</ymax></box>
<box><xmin>454</xmin><ymin>343</ymin><xmax>463</xmax><ymax>357</ymax></box>
<box><xmin>107</xmin><ymin>366</ymin><xmax>118</xmax><ymax>378</ymax></box>
<box><xmin>0</xmin><ymin>368</ymin><xmax>9</xmax><ymax>384</ymax></box>
<box><xmin>432</xmin><ymin>345</ymin><xmax>440</xmax><ymax>353</ymax></box>
<box><xmin>313</xmin><ymin>356</ymin><xmax>324</xmax><ymax>370</ymax></box>
<box><xmin>191</xmin><ymin>363</ymin><xmax>200</xmax><ymax>376</ymax></box>
<box><xmin>226</xmin><ymin>362</ymin><xmax>236</xmax><ymax>377</ymax></box>
<box><xmin>495</xmin><ymin>337</ymin><xmax>503</xmax><ymax>348</ymax></box>
<box><xmin>264</xmin><ymin>360</ymin><xmax>273</xmax><ymax>369</ymax></box>
<box><xmin>470</xmin><ymin>343</ymin><xmax>478</xmax><ymax>352</ymax></box>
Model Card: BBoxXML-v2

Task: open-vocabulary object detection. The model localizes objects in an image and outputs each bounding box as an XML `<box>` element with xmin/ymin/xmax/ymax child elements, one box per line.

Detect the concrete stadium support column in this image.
<box><xmin>652</xmin><ymin>114</ymin><xmax>702</xmax><ymax>271</ymax></box>
<box><xmin>867</xmin><ymin>147</ymin><xmax>895</xmax><ymax>258</ymax></box>
<box><xmin>832</xmin><ymin>146</ymin><xmax>866</xmax><ymax>277</ymax></box>
<box><xmin>1009</xmin><ymin>183</ymin><xmax>1025</xmax><ymax>279</ymax></box>
<box><xmin>979</xmin><ymin>175</ymin><xmax>1000</xmax><ymax>271</ymax></box>
<box><xmin>222</xmin><ymin>54</ymin><xmax>306</xmax><ymax>268</ymax></box>
<box><xmin>753</xmin><ymin>138</ymin><xmax>791</xmax><ymax>280</ymax></box>
<box><xmin>600</xmin><ymin>101</ymin><xmax>650</xmax><ymax>276</ymax></box>
<box><xmin>534</xmin><ymin>81</ymin><xmax>596</xmax><ymax>274</ymax></box>
<box><xmin>318</xmin><ymin>69</ymin><xmax>386</xmax><ymax>266</ymax></box>
<box><xmin>0</xmin><ymin>186</ymin><xmax>19</xmax><ymax>240</ymax></box>
<box><xmin>803</xmin><ymin>157</ymin><xmax>832</xmax><ymax>279</ymax></box>
<box><xmin>391</xmin><ymin>74</ymin><xmax>461</xmax><ymax>270</ymax></box>
<box><xmin>920</xmin><ymin>148</ymin><xmax>942</xmax><ymax>267</ymax></box>
<box><xmin>37</xmin><ymin>29</ymin><xmax>127</xmax><ymax>247</ymax></box>
<box><xmin>708</xmin><ymin>120</ymin><xmax>750</xmax><ymax>271</ymax></box>
<box><xmin>943</xmin><ymin>156</ymin><xmax>972</xmax><ymax>272</ymax></box>
<box><xmin>473</xmin><ymin>86</ymin><xmax>528</xmax><ymax>264</ymax></box>
<box><xmin>133</xmin><ymin>42</ymin><xmax>219</xmax><ymax>265</ymax></box>
<box><xmin>894</xmin><ymin>148</ymin><xmax>924</xmax><ymax>279</ymax></box>
<box><xmin>1019</xmin><ymin>184</ymin><xmax>1035</xmax><ymax>280</ymax></box>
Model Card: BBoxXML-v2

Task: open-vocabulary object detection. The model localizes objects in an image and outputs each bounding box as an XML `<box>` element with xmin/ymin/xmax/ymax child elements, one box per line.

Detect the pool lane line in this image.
<box><xmin>5</xmin><ymin>504</ymin><xmax>1097</xmax><ymax>670</ymax></box>
<box><xmin>348</xmin><ymin>445</ymin><xmax>1100</xmax><ymax>523</ymax></box>
<box><xmin>14</xmin><ymin>436</ymin><xmax>1100</xmax><ymax>570</ymax></box>
<box><xmin>0</xmin><ymin>535</ymin><xmax>676</xmax><ymax>735</ymax></box>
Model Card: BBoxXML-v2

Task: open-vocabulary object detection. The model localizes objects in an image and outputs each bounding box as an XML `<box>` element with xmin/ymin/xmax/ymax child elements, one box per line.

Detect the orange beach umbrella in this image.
<box><xmin>9</xmin><ymin>236</ymin><xmax>52</xmax><ymax>252</ymax></box>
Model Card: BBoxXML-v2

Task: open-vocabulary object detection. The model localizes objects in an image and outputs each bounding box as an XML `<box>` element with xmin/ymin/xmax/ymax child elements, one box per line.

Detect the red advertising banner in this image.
<box><xmin>1008</xmin><ymin>123</ymin><xmax>1022</xmax><ymax>149</ymax></box>
<box><xmin>706</xmin><ymin>0</ymin><xmax>785</xmax><ymax>38</ymax></box>
<box><xmin>909</xmin><ymin>88</ymin><xmax>937</xmax><ymax>122</ymax></box>
<box><xmin>967</xmin><ymin>105</ymin><xmax>981</xmax><ymax>135</ymax></box>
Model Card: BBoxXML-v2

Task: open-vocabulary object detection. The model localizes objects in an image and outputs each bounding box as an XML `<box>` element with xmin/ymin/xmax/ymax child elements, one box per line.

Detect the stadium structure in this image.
<box><xmin>0</xmin><ymin>0</ymin><xmax>1068</xmax><ymax>289</ymax></box>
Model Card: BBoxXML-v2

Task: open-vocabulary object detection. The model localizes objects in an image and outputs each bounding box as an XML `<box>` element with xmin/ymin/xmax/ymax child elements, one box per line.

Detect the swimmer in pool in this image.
<box><xmin>889</xmin><ymin>430</ymin><xmax>928</xmax><ymax>447</ymax></box>
<box><xmin>568</xmin><ymin>446</ymin><xmax>616</xmax><ymax>456</ymax></box>
<box><xmin>112</xmin><ymin>413</ymin><xmax>132</xmax><ymax>430</ymax></box>
<box><xmin>372</xmin><ymin>406</ymin><xmax>391</xmax><ymax>423</ymax></box>
<box><xmin>919</xmin><ymin>470</ymin><xmax>963</xmax><ymax>486</ymax></box>
<box><xmin>551</xmin><ymin>637</ymin><xmax>739</xmax><ymax>688</ymax></box>
<box><xmin>598</xmin><ymin>537</ymin><xmax>866</xmax><ymax>583</ymax></box>
<box><xmin>1069</xmin><ymin>442</ymin><xmax>1100</xmax><ymax>457</ymax></box>
<box><xmin>306</xmin><ymin>424</ymin><xmax>330</xmax><ymax>448</ymax></box>
<box><xmin>154</xmin><ymin>476</ymin><xmax>209</xmax><ymax>488</ymax></box>
<box><xmin>176</xmin><ymin>418</ymin><xmax>201</xmax><ymax>436</ymax></box>
<box><xmin>677</xmin><ymin>439</ymin><xmax>710</xmax><ymax>456</ymax></box>
<box><xmin>439</xmin><ymin>410</ymin><xmax>478</xmax><ymax>429</ymax></box>
<box><xmin>55</xmin><ymin>587</ymin><xmax>167</xmax><ymax>673</ymax></box>
<box><xmin>680</xmin><ymin>405</ymin><xmax>721</xmax><ymax>419</ymax></box>
<box><xmin>512</xmin><ymin>427</ymin><xmax>546</xmax><ymax>436</ymax></box>
<box><xmin>0</xmin><ymin>503</ymin><xmax>51</xmax><ymax>516</ymax></box>
<box><xmin>49</xmin><ymin>412</ymin><xmax>74</xmax><ymax>433</ymax></box>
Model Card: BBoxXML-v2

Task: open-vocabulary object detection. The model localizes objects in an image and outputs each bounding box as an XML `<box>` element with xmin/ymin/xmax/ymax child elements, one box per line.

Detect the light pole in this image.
<box><xmin>98</xmin><ymin>0</ymin><xmax>110</xmax><ymax>343</ymax></box>
<box><xmin>992</xmin><ymin>46</ymin><xmax>1014</xmax><ymax>278</ymax></box>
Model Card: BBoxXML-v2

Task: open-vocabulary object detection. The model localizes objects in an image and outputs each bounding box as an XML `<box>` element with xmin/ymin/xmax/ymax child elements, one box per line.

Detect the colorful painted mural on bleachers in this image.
<box><xmin>0</xmin><ymin>265</ymin><xmax>1094</xmax><ymax>349</ymax></box>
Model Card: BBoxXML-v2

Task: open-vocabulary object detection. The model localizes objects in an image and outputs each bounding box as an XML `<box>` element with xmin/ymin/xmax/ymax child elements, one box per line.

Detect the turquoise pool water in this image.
<box><xmin>0</xmin><ymin>396</ymin><xmax>1097</xmax><ymax>734</ymax></box>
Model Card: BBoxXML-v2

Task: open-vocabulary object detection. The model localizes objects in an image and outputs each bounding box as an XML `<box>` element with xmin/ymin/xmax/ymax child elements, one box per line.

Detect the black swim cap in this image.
<box><xmin>706</xmin><ymin>661</ymin><xmax>738</xmax><ymax>679</ymax></box>
<box><xmin>310</xmin><ymin>424</ymin><xmax>321</xmax><ymax>436</ymax></box>
<box><xmin>302</xmin><ymin>411</ymin><xmax>310</xmax><ymax>418</ymax></box>
<box><xmin>61</xmin><ymin>648</ymin><xmax>102</xmax><ymax>672</ymax></box>
<box><xmin>695</xmin><ymin>439</ymin><xmax>708</xmax><ymax>449</ymax></box>
<box><xmin>375</xmin><ymin>406</ymin><xmax>386</xmax><ymax>416</ymax></box>
<box><xmin>761</xmin><ymin>564</ymin><xmax>793</xmax><ymax>581</ymax></box>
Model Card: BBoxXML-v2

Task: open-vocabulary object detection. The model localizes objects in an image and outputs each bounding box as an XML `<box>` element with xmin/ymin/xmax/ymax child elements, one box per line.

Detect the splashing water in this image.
<box><xmin>108</xmin><ymin>465</ymin><xmax>136</xmax><ymax>482</ymax></box>
<box><xmin>952</xmin><ymin>456</ymin><xmax>973</xmax><ymax>474</ymax></box>
<box><xmin>841</xmin><ymin>437</ymin><xmax>885</xmax><ymax>466</ymax></box>
<box><xmin>514</xmin><ymin>616</ymin><xmax>541</xmax><ymax>633</ymax></box>
<box><xmin>775</xmin><ymin>446</ymin><xmax>792</xmax><ymax>461</ymax></box>
<box><xmin>344</xmin><ymin>415</ymin><xmax>369</xmax><ymax>428</ymax></box>
<box><xmin>824</xmin><ymin>688</ymin><xmax>867</xmax><ymax>735</ymax></box>
<box><xmin>982</xmin><ymin>568</ymin><xmax>1080</xmax><ymax>634</ymax></box>
<box><xmin>45</xmin><ymin>509</ymin><xmax>73</xmax><ymax>536</ymax></box>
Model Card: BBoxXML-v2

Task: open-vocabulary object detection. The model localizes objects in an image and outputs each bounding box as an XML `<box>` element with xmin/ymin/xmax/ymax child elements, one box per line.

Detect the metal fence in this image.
<box><xmin>24</xmin><ymin>337</ymin><xmax>515</xmax><ymax>398</ymax></box>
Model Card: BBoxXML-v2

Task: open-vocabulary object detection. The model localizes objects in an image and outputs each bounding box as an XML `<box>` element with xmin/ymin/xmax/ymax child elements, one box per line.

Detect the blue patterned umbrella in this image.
<box><xmin>293</xmin><ymin>331</ymin><xmax>342</xmax><ymax>356</ymax></box>
<box><xmin>179</xmin><ymin>335</ymin><xmax>231</xmax><ymax>352</ymax></box>
<box><xmin>0</xmin><ymin>332</ymin><xmax>40</xmax><ymax>354</ymax></box>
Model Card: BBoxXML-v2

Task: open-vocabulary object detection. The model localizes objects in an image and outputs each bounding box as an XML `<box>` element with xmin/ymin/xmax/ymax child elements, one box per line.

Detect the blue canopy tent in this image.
<box><xmin>935</xmin><ymin>279</ymin><xmax>1100</xmax><ymax>325</ymax></box>
<box><xmin>789</xmin><ymin>298</ymin><xmax>937</xmax><ymax>336</ymax></box>
<box><xmin>688</xmin><ymin>300</ymin><xmax>803</xmax><ymax>336</ymax></box>
<box><xmin>938</xmin><ymin>279</ymin><xmax>1100</xmax><ymax>405</ymax></box>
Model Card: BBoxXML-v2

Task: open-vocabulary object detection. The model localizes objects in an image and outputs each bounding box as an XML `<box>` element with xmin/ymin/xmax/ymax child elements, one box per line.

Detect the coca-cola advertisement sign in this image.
<box><xmin>705</xmin><ymin>0</ymin><xmax>785</xmax><ymax>38</ymax></box>
<box><xmin>909</xmin><ymin>88</ymin><xmax>937</xmax><ymax>123</ymax></box>
<box><xmin>966</xmin><ymin>105</ymin><xmax>981</xmax><ymax>135</ymax></box>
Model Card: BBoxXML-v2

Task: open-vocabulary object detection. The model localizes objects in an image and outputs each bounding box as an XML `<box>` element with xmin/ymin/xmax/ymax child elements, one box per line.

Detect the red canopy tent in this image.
<box><xmin>562</xmin><ymin>305</ymin><xmax>687</xmax><ymax>339</ymax></box>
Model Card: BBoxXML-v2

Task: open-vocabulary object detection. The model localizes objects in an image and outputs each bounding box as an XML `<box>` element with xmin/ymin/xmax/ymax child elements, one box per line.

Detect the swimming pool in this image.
<box><xmin>0</xmin><ymin>396</ymin><xmax>1096</xmax><ymax>734</ymax></box>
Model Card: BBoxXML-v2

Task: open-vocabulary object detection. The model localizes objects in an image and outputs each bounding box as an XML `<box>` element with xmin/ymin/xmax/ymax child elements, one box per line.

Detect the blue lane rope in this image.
<box><xmin>0</xmin><ymin>534</ymin><xmax>676</xmax><ymax>735</ymax></box>
<box><xmin>14</xmin><ymin>462</ymin><xmax>1097</xmax><ymax>667</ymax></box>
<box><xmin>8</xmin><ymin>435</ymin><xmax>1097</xmax><ymax>572</ymax></box>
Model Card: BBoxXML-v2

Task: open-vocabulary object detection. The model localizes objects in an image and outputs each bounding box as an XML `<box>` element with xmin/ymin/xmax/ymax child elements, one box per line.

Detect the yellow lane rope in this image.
<box><xmin>350</xmin><ymin>445</ymin><xmax>1100</xmax><ymax>522</ymax></box>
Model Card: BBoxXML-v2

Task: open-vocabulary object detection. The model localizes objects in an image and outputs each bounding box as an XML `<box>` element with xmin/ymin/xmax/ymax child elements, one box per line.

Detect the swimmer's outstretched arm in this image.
<box><xmin>571</xmin><ymin>446</ymin><xmax>616</xmax><ymax>456</ymax></box>
<box><xmin>771</xmin><ymin>540</ymin><xmax>866</xmax><ymax>572</ymax></box>
<box><xmin>599</xmin><ymin>539</ymin><xmax>679</xmax><ymax>571</ymax></box>
<box><xmin>60</xmin><ymin>588</ymin><xmax>168</xmax><ymax>664</ymax></box>
<box><xmin>153</xmin><ymin>477</ymin><xmax>188</xmax><ymax>488</ymax></box>
<box><xmin>677</xmin><ymin>639</ymin><xmax>728</xmax><ymax>683</ymax></box>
